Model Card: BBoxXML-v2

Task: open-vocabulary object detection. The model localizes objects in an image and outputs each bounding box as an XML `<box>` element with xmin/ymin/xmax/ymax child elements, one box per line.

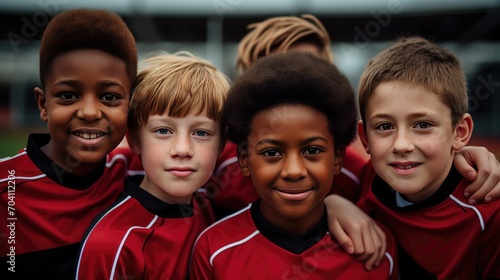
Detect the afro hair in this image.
<box><xmin>39</xmin><ymin>8</ymin><xmax>137</xmax><ymax>87</ymax></box>
<box><xmin>225</xmin><ymin>51</ymin><xmax>357</xmax><ymax>150</ymax></box>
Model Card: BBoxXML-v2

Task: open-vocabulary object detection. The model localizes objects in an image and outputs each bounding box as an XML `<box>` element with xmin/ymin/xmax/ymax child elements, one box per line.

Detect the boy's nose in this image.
<box><xmin>280</xmin><ymin>153</ymin><xmax>307</xmax><ymax>181</ymax></box>
<box><xmin>170</xmin><ymin>134</ymin><xmax>194</xmax><ymax>158</ymax></box>
<box><xmin>77</xmin><ymin>96</ymin><xmax>102</xmax><ymax>122</ymax></box>
<box><xmin>392</xmin><ymin>129</ymin><xmax>415</xmax><ymax>153</ymax></box>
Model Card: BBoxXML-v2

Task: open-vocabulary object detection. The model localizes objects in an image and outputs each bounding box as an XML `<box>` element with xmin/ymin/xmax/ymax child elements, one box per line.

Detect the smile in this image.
<box><xmin>275</xmin><ymin>188</ymin><xmax>313</xmax><ymax>201</ymax></box>
<box><xmin>75</xmin><ymin>132</ymin><xmax>105</xmax><ymax>139</ymax></box>
<box><xmin>390</xmin><ymin>163</ymin><xmax>421</xmax><ymax>170</ymax></box>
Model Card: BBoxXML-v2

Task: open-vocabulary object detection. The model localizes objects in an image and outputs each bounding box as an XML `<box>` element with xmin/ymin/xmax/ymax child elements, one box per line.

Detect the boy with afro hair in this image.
<box><xmin>0</xmin><ymin>8</ymin><xmax>137</xmax><ymax>279</ymax></box>
<box><xmin>190</xmin><ymin>51</ymin><xmax>398</xmax><ymax>279</ymax></box>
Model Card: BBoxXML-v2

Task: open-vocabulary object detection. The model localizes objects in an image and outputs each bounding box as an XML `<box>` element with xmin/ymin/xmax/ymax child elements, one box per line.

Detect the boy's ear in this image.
<box><xmin>333</xmin><ymin>147</ymin><xmax>346</xmax><ymax>175</ymax></box>
<box><xmin>452</xmin><ymin>113</ymin><xmax>473</xmax><ymax>151</ymax></box>
<box><xmin>237</xmin><ymin>148</ymin><xmax>251</xmax><ymax>177</ymax></box>
<box><xmin>357</xmin><ymin>120</ymin><xmax>370</xmax><ymax>154</ymax></box>
<box><xmin>34</xmin><ymin>87</ymin><xmax>48</xmax><ymax>122</ymax></box>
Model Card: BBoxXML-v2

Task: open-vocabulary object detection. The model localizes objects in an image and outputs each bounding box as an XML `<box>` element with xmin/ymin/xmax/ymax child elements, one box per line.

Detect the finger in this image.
<box><xmin>355</xmin><ymin>223</ymin><xmax>375</xmax><ymax>264</ymax></box>
<box><xmin>454</xmin><ymin>151</ymin><xmax>479</xmax><ymax>185</ymax></box>
<box><xmin>483</xmin><ymin>158</ymin><xmax>500</xmax><ymax>203</ymax></box>
<box><xmin>330</xmin><ymin>220</ymin><xmax>355</xmax><ymax>254</ymax></box>
<box><xmin>373</xmin><ymin>223</ymin><xmax>387</xmax><ymax>267</ymax></box>
<box><xmin>361</xmin><ymin>221</ymin><xmax>385</xmax><ymax>270</ymax></box>
<box><xmin>467</xmin><ymin>153</ymin><xmax>498</xmax><ymax>204</ymax></box>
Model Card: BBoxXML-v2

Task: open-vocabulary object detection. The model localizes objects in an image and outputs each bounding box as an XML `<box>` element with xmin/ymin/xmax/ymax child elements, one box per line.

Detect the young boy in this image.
<box><xmin>74</xmin><ymin>52</ymin><xmax>229</xmax><ymax>279</ymax></box>
<box><xmin>190</xmin><ymin>52</ymin><xmax>398</xmax><ymax>279</ymax></box>
<box><xmin>0</xmin><ymin>8</ymin><xmax>137</xmax><ymax>279</ymax></box>
<box><xmin>356</xmin><ymin>36</ymin><xmax>500</xmax><ymax>279</ymax></box>
<box><xmin>216</xmin><ymin>14</ymin><xmax>368</xmax><ymax>207</ymax></box>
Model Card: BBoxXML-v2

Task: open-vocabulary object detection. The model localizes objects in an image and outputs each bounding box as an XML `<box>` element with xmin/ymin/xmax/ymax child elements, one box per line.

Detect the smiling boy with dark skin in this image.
<box><xmin>190</xmin><ymin>52</ymin><xmax>398</xmax><ymax>280</ymax></box>
<box><xmin>0</xmin><ymin>9</ymin><xmax>137</xmax><ymax>278</ymax></box>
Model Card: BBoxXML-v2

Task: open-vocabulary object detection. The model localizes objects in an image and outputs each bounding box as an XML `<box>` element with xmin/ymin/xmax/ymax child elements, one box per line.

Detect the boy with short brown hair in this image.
<box><xmin>357</xmin><ymin>36</ymin><xmax>500</xmax><ymax>279</ymax></box>
<box><xmin>0</xmin><ymin>8</ymin><xmax>137</xmax><ymax>278</ymax></box>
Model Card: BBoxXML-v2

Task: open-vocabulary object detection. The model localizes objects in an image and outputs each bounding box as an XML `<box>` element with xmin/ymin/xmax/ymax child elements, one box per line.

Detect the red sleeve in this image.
<box><xmin>209</xmin><ymin>142</ymin><xmax>258</xmax><ymax>211</ymax></box>
<box><xmin>109</xmin><ymin>146</ymin><xmax>143</xmax><ymax>175</ymax></box>
<box><xmin>190</xmin><ymin>233</ymin><xmax>215</xmax><ymax>280</ymax></box>
<box><xmin>378</xmin><ymin>221</ymin><xmax>400</xmax><ymax>280</ymax></box>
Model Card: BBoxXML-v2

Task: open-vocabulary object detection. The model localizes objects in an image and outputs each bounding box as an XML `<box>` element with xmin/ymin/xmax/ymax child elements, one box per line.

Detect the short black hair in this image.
<box><xmin>39</xmin><ymin>8</ymin><xmax>137</xmax><ymax>87</ymax></box>
<box><xmin>225</xmin><ymin>51</ymin><xmax>357</xmax><ymax>150</ymax></box>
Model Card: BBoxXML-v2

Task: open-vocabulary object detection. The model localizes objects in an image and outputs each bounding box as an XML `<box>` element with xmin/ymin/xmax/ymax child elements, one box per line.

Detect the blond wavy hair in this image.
<box><xmin>236</xmin><ymin>14</ymin><xmax>333</xmax><ymax>74</ymax></box>
<box><xmin>128</xmin><ymin>51</ymin><xmax>230</xmax><ymax>142</ymax></box>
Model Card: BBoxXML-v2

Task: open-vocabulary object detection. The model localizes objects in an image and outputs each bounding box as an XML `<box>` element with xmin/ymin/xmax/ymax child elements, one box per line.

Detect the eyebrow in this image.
<box><xmin>53</xmin><ymin>79</ymin><xmax>127</xmax><ymax>91</ymax></box>
<box><xmin>370</xmin><ymin>111</ymin><xmax>436</xmax><ymax>120</ymax></box>
<box><xmin>255</xmin><ymin>136</ymin><xmax>329</xmax><ymax>147</ymax></box>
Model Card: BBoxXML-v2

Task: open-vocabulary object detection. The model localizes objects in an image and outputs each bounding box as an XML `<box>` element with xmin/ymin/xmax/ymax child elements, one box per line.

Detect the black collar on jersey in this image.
<box><xmin>250</xmin><ymin>199</ymin><xmax>328</xmax><ymax>254</ymax></box>
<box><xmin>123</xmin><ymin>177</ymin><xmax>196</xmax><ymax>218</ymax></box>
<box><xmin>27</xmin><ymin>133</ymin><xmax>106</xmax><ymax>190</ymax></box>
<box><xmin>372</xmin><ymin>166</ymin><xmax>463</xmax><ymax>211</ymax></box>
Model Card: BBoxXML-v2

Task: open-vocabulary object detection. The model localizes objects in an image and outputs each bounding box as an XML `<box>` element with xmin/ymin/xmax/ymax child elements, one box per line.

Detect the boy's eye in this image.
<box><xmin>155</xmin><ymin>128</ymin><xmax>171</xmax><ymax>135</ymax></box>
<box><xmin>304</xmin><ymin>147</ymin><xmax>322</xmax><ymax>155</ymax></box>
<box><xmin>58</xmin><ymin>92</ymin><xmax>77</xmax><ymax>100</ymax></box>
<box><xmin>193</xmin><ymin>130</ymin><xmax>208</xmax><ymax>137</ymax></box>
<box><xmin>414</xmin><ymin>122</ymin><xmax>432</xmax><ymax>129</ymax></box>
<box><xmin>375</xmin><ymin>123</ymin><xmax>393</xmax><ymax>131</ymax></box>
<box><xmin>100</xmin><ymin>93</ymin><xmax>119</xmax><ymax>102</ymax></box>
<box><xmin>262</xmin><ymin>149</ymin><xmax>282</xmax><ymax>157</ymax></box>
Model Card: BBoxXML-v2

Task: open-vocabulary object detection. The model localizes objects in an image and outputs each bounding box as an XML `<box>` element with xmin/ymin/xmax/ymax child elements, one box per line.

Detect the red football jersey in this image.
<box><xmin>0</xmin><ymin>134</ymin><xmax>127</xmax><ymax>278</ymax></box>
<box><xmin>210</xmin><ymin>141</ymin><xmax>369</xmax><ymax>215</ymax></box>
<box><xmin>358</xmin><ymin>165</ymin><xmax>500</xmax><ymax>279</ymax></box>
<box><xmin>190</xmin><ymin>201</ymin><xmax>398</xmax><ymax>280</ymax></box>
<box><xmin>75</xmin><ymin>179</ymin><xmax>215</xmax><ymax>280</ymax></box>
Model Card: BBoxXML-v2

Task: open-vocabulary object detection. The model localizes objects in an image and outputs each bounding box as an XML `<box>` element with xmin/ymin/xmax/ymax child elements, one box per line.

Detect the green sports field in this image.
<box><xmin>0</xmin><ymin>130</ymin><xmax>31</xmax><ymax>158</ymax></box>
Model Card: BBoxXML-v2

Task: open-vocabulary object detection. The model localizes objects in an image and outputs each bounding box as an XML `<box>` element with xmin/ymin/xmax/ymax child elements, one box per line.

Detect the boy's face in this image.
<box><xmin>238</xmin><ymin>104</ymin><xmax>343</xmax><ymax>234</ymax></box>
<box><xmin>35</xmin><ymin>49</ymin><xmax>130</xmax><ymax>175</ymax></box>
<box><xmin>133</xmin><ymin>112</ymin><xmax>221</xmax><ymax>204</ymax></box>
<box><xmin>359</xmin><ymin>81</ymin><xmax>471</xmax><ymax>202</ymax></box>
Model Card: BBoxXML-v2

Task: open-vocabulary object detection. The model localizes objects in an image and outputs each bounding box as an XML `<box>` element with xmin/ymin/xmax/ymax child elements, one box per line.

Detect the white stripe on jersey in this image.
<box><xmin>209</xmin><ymin>230</ymin><xmax>260</xmax><ymax>267</ymax></box>
<box><xmin>450</xmin><ymin>194</ymin><xmax>485</xmax><ymax>231</ymax></box>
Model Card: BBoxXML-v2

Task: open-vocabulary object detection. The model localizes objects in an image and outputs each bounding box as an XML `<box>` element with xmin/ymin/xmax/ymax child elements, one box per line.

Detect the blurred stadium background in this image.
<box><xmin>0</xmin><ymin>0</ymin><xmax>499</xmax><ymax>159</ymax></box>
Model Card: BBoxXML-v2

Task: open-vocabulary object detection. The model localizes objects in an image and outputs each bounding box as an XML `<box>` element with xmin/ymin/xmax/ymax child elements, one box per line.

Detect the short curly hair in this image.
<box><xmin>226</xmin><ymin>51</ymin><xmax>357</xmax><ymax>151</ymax></box>
<box><xmin>39</xmin><ymin>8</ymin><xmax>137</xmax><ymax>87</ymax></box>
<box><xmin>236</xmin><ymin>14</ymin><xmax>333</xmax><ymax>74</ymax></box>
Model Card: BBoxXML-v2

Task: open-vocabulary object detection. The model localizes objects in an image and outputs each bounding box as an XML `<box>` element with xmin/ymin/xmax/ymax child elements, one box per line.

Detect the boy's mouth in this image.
<box><xmin>74</xmin><ymin>132</ymin><xmax>105</xmax><ymax>139</ymax></box>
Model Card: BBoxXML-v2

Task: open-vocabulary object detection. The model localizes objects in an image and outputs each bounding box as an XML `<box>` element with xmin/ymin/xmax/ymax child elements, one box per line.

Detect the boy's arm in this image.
<box><xmin>454</xmin><ymin>146</ymin><xmax>500</xmax><ymax>204</ymax></box>
<box><xmin>324</xmin><ymin>194</ymin><xmax>386</xmax><ymax>271</ymax></box>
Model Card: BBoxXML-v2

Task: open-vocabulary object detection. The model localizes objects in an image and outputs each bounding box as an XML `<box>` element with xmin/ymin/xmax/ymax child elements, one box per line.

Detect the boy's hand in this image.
<box><xmin>324</xmin><ymin>195</ymin><xmax>386</xmax><ymax>271</ymax></box>
<box><xmin>454</xmin><ymin>146</ymin><xmax>500</xmax><ymax>204</ymax></box>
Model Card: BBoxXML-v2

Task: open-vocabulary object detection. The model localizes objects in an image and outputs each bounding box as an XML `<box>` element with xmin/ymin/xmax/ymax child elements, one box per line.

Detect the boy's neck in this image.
<box><xmin>251</xmin><ymin>200</ymin><xmax>328</xmax><ymax>254</ymax></box>
<box><xmin>257</xmin><ymin>199</ymin><xmax>326</xmax><ymax>236</ymax></box>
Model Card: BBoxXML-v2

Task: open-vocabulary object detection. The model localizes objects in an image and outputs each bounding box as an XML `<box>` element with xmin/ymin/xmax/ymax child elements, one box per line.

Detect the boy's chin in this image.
<box><xmin>67</xmin><ymin>147</ymin><xmax>112</xmax><ymax>165</ymax></box>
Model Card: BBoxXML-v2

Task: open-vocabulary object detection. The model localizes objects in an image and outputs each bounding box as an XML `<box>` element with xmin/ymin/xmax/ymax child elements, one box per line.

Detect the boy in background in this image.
<box><xmin>0</xmin><ymin>8</ymin><xmax>137</xmax><ymax>278</ymax></box>
<box><xmin>356</xmin><ymin>36</ymin><xmax>500</xmax><ymax>279</ymax></box>
<box><xmin>190</xmin><ymin>51</ymin><xmax>398</xmax><ymax>280</ymax></box>
<box><xmin>74</xmin><ymin>52</ymin><xmax>229</xmax><ymax>279</ymax></box>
